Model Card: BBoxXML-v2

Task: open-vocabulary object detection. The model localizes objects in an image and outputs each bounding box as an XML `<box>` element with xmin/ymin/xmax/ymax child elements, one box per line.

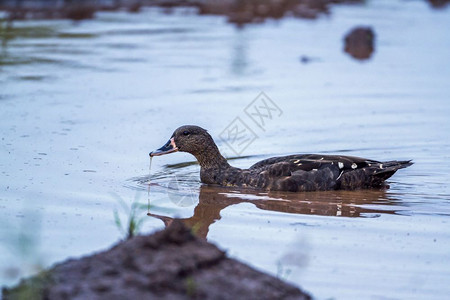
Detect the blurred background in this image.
<box><xmin>1</xmin><ymin>0</ymin><xmax>450</xmax><ymax>299</ymax></box>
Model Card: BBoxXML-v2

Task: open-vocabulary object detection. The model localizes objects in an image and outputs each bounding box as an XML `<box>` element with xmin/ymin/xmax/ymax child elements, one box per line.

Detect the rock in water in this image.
<box><xmin>344</xmin><ymin>26</ymin><xmax>375</xmax><ymax>60</ymax></box>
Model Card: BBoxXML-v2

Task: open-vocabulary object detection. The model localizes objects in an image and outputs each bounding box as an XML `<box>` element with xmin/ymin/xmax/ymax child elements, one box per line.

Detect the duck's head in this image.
<box><xmin>149</xmin><ymin>125</ymin><xmax>214</xmax><ymax>157</ymax></box>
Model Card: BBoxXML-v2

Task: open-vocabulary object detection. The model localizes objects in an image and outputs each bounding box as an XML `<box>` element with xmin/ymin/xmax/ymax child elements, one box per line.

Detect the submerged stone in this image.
<box><xmin>344</xmin><ymin>26</ymin><xmax>375</xmax><ymax>60</ymax></box>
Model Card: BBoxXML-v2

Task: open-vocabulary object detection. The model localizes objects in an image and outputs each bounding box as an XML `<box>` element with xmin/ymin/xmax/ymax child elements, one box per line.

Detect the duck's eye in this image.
<box><xmin>182</xmin><ymin>131</ymin><xmax>190</xmax><ymax>136</ymax></box>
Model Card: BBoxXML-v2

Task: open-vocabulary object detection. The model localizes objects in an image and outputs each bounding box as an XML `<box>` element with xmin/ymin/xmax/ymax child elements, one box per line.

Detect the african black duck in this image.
<box><xmin>149</xmin><ymin>125</ymin><xmax>412</xmax><ymax>192</ymax></box>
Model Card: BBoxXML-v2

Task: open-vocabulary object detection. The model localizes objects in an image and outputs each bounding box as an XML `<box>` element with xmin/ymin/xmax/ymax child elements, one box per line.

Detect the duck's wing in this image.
<box><xmin>249</xmin><ymin>154</ymin><xmax>379</xmax><ymax>171</ymax></box>
<box><xmin>249</xmin><ymin>154</ymin><xmax>412</xmax><ymax>191</ymax></box>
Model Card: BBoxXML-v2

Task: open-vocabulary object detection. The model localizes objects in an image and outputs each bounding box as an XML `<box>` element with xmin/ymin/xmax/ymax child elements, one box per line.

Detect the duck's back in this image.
<box><xmin>246</xmin><ymin>154</ymin><xmax>412</xmax><ymax>192</ymax></box>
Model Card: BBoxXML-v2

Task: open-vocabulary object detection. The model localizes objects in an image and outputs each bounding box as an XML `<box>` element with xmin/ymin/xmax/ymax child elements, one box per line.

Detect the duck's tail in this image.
<box><xmin>373</xmin><ymin>160</ymin><xmax>413</xmax><ymax>179</ymax></box>
<box><xmin>338</xmin><ymin>159</ymin><xmax>412</xmax><ymax>190</ymax></box>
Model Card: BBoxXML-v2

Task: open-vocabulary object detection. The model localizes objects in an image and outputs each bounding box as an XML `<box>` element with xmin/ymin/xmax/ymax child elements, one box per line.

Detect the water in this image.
<box><xmin>1</xmin><ymin>1</ymin><xmax>450</xmax><ymax>299</ymax></box>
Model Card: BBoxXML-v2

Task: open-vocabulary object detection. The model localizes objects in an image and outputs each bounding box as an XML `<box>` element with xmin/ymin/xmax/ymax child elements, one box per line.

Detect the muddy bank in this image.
<box><xmin>0</xmin><ymin>0</ymin><xmax>364</xmax><ymax>23</ymax></box>
<box><xmin>2</xmin><ymin>220</ymin><xmax>311</xmax><ymax>299</ymax></box>
<box><xmin>2</xmin><ymin>0</ymin><xmax>448</xmax><ymax>24</ymax></box>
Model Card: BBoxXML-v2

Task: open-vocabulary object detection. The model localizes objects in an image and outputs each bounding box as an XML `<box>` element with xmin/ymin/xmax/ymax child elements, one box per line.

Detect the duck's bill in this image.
<box><xmin>149</xmin><ymin>137</ymin><xmax>178</xmax><ymax>157</ymax></box>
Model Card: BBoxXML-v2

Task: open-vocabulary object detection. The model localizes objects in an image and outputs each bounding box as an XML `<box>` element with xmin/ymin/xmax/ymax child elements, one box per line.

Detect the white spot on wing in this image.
<box><xmin>338</xmin><ymin>162</ymin><xmax>344</xmax><ymax>169</ymax></box>
<box><xmin>380</xmin><ymin>164</ymin><xmax>384</xmax><ymax>169</ymax></box>
<box><xmin>351</xmin><ymin>163</ymin><xmax>357</xmax><ymax>169</ymax></box>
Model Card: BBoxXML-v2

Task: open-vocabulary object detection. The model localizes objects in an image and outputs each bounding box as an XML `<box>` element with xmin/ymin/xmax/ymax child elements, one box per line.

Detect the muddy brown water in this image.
<box><xmin>1</xmin><ymin>2</ymin><xmax>450</xmax><ymax>299</ymax></box>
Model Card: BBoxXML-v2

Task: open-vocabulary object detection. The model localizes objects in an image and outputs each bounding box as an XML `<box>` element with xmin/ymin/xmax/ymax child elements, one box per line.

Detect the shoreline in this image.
<box><xmin>1</xmin><ymin>0</ymin><xmax>366</xmax><ymax>24</ymax></box>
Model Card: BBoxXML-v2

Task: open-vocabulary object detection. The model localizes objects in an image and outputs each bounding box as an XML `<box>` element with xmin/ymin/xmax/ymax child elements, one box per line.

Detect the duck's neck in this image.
<box><xmin>194</xmin><ymin>143</ymin><xmax>230</xmax><ymax>170</ymax></box>
<box><xmin>194</xmin><ymin>143</ymin><xmax>238</xmax><ymax>185</ymax></box>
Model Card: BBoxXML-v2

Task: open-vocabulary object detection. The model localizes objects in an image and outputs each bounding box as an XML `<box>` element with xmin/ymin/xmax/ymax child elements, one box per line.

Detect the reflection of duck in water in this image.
<box><xmin>148</xmin><ymin>185</ymin><xmax>402</xmax><ymax>239</ymax></box>
<box><xmin>150</xmin><ymin>125</ymin><xmax>412</xmax><ymax>192</ymax></box>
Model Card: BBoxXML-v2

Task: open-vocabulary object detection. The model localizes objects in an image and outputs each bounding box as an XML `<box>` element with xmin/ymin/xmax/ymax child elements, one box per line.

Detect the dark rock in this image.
<box><xmin>426</xmin><ymin>0</ymin><xmax>450</xmax><ymax>8</ymax></box>
<box><xmin>300</xmin><ymin>55</ymin><xmax>313</xmax><ymax>63</ymax></box>
<box><xmin>62</xmin><ymin>3</ymin><xmax>96</xmax><ymax>21</ymax></box>
<box><xmin>128</xmin><ymin>1</ymin><xmax>143</xmax><ymax>13</ymax></box>
<box><xmin>344</xmin><ymin>26</ymin><xmax>375</xmax><ymax>60</ymax></box>
<box><xmin>2</xmin><ymin>220</ymin><xmax>311</xmax><ymax>300</ymax></box>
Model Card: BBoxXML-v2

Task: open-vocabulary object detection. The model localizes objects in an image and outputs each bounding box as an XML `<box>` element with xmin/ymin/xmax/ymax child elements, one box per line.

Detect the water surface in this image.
<box><xmin>1</xmin><ymin>1</ymin><xmax>450</xmax><ymax>299</ymax></box>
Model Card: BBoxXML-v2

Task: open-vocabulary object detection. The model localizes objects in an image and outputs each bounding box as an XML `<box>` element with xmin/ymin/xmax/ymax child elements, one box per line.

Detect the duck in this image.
<box><xmin>149</xmin><ymin>125</ymin><xmax>412</xmax><ymax>192</ymax></box>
